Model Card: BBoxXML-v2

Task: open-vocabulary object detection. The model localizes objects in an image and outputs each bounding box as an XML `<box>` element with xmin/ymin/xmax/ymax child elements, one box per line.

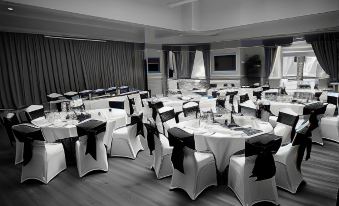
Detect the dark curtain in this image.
<box><xmin>174</xmin><ymin>48</ymin><xmax>195</xmax><ymax>79</ymax></box>
<box><xmin>200</xmin><ymin>45</ymin><xmax>210</xmax><ymax>83</ymax></box>
<box><xmin>0</xmin><ymin>32</ymin><xmax>145</xmax><ymax>109</ymax></box>
<box><xmin>305</xmin><ymin>33</ymin><xmax>339</xmax><ymax>82</ymax></box>
<box><xmin>162</xmin><ymin>50</ymin><xmax>169</xmax><ymax>95</ymax></box>
<box><xmin>264</xmin><ymin>47</ymin><xmax>277</xmax><ymax>78</ymax></box>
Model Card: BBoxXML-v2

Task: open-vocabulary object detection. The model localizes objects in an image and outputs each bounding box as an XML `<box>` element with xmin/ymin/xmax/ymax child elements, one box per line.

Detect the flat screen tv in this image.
<box><xmin>214</xmin><ymin>55</ymin><xmax>236</xmax><ymax>71</ymax></box>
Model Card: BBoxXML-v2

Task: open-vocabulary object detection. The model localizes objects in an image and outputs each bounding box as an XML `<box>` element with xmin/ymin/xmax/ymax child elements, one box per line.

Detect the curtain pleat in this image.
<box><xmin>305</xmin><ymin>33</ymin><xmax>339</xmax><ymax>82</ymax></box>
<box><xmin>0</xmin><ymin>32</ymin><xmax>145</xmax><ymax>109</ymax></box>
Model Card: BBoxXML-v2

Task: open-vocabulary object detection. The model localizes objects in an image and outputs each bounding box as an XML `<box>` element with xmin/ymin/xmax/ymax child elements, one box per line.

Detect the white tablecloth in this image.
<box><xmin>268</xmin><ymin>101</ymin><xmax>305</xmax><ymax>116</ymax></box>
<box><xmin>33</xmin><ymin>109</ymin><xmax>127</xmax><ymax>149</ymax></box>
<box><xmin>83</xmin><ymin>96</ymin><xmax>130</xmax><ymax>113</ymax></box>
<box><xmin>175</xmin><ymin>118</ymin><xmax>270</xmax><ymax>172</ymax></box>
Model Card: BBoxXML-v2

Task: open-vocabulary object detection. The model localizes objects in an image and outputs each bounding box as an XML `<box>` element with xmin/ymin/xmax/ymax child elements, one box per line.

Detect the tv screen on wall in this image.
<box><xmin>214</xmin><ymin>55</ymin><xmax>236</xmax><ymax>71</ymax></box>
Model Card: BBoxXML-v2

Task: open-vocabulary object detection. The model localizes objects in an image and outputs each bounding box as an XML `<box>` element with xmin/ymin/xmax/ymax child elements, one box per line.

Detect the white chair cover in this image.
<box><xmin>109</xmin><ymin>124</ymin><xmax>144</xmax><ymax>159</ymax></box>
<box><xmin>152</xmin><ymin>133</ymin><xmax>173</xmax><ymax>179</ymax></box>
<box><xmin>170</xmin><ymin>147</ymin><xmax>217</xmax><ymax>200</ymax></box>
<box><xmin>199</xmin><ymin>98</ymin><xmax>217</xmax><ymax>113</ymax></box>
<box><xmin>320</xmin><ymin>117</ymin><xmax>339</xmax><ymax>143</ymax></box>
<box><xmin>75</xmin><ymin>132</ymin><xmax>108</xmax><ymax>177</ymax></box>
<box><xmin>228</xmin><ymin>155</ymin><xmax>279</xmax><ymax>206</ymax></box>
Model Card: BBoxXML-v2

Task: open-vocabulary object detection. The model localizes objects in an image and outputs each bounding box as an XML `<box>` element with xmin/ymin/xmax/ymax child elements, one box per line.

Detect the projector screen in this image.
<box><xmin>214</xmin><ymin>55</ymin><xmax>236</xmax><ymax>71</ymax></box>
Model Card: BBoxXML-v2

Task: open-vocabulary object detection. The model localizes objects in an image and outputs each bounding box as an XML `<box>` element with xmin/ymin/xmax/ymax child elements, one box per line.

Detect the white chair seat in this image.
<box><xmin>21</xmin><ymin>141</ymin><xmax>66</xmax><ymax>184</ymax></box>
<box><xmin>152</xmin><ymin>133</ymin><xmax>173</xmax><ymax>179</ymax></box>
<box><xmin>75</xmin><ymin>133</ymin><xmax>108</xmax><ymax>177</ymax></box>
<box><xmin>269</xmin><ymin>116</ymin><xmax>278</xmax><ymax>127</ymax></box>
<box><xmin>320</xmin><ymin>117</ymin><xmax>339</xmax><ymax>143</ymax></box>
<box><xmin>110</xmin><ymin>124</ymin><xmax>144</xmax><ymax>159</ymax></box>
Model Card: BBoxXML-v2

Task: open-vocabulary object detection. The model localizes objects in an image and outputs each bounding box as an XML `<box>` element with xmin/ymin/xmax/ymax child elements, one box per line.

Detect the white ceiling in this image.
<box><xmin>0</xmin><ymin>0</ymin><xmax>338</xmax><ymax>44</ymax></box>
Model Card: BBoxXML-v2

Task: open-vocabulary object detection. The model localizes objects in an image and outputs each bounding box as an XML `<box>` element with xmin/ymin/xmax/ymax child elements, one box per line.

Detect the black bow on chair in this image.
<box><xmin>240</xmin><ymin>94</ymin><xmax>250</xmax><ymax>104</ymax></box>
<box><xmin>130</xmin><ymin>113</ymin><xmax>144</xmax><ymax>137</ymax></box>
<box><xmin>109</xmin><ymin>100</ymin><xmax>125</xmax><ymax>110</ymax></box>
<box><xmin>216</xmin><ymin>97</ymin><xmax>226</xmax><ymax>108</ymax></box>
<box><xmin>144</xmin><ymin>122</ymin><xmax>159</xmax><ymax>155</ymax></box>
<box><xmin>245</xmin><ymin>134</ymin><xmax>282</xmax><ymax>181</ymax></box>
<box><xmin>12</xmin><ymin>124</ymin><xmax>45</xmax><ymax>165</ymax></box>
<box><xmin>26</xmin><ymin>108</ymin><xmax>45</xmax><ymax>122</ymax></box>
<box><xmin>277</xmin><ymin>112</ymin><xmax>299</xmax><ymax>142</ymax></box>
<box><xmin>3</xmin><ymin>113</ymin><xmax>20</xmax><ymax>146</ymax></box>
<box><xmin>139</xmin><ymin>92</ymin><xmax>149</xmax><ymax>107</ymax></box>
<box><xmin>148</xmin><ymin>101</ymin><xmax>164</xmax><ymax>121</ymax></box>
<box><xmin>253</xmin><ymin>91</ymin><xmax>263</xmax><ymax>100</ymax></box>
<box><xmin>128</xmin><ymin>97</ymin><xmax>135</xmax><ymax>115</ymax></box>
<box><xmin>168</xmin><ymin>127</ymin><xmax>195</xmax><ymax>174</ymax></box>
<box><xmin>76</xmin><ymin>119</ymin><xmax>107</xmax><ymax>160</ymax></box>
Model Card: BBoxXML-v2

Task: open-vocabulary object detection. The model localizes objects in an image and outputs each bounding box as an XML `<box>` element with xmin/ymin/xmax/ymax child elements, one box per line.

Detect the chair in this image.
<box><xmin>128</xmin><ymin>93</ymin><xmax>143</xmax><ymax>114</ymax></box>
<box><xmin>79</xmin><ymin>90</ymin><xmax>93</xmax><ymax>99</ymax></box>
<box><xmin>12</xmin><ymin>124</ymin><xmax>66</xmax><ymax>183</ymax></box>
<box><xmin>46</xmin><ymin>93</ymin><xmax>63</xmax><ymax>102</ymax></box>
<box><xmin>168</xmin><ymin>128</ymin><xmax>217</xmax><ymax>200</ymax></box>
<box><xmin>274</xmin><ymin>119</ymin><xmax>314</xmax><ymax>193</ymax></box>
<box><xmin>324</xmin><ymin>103</ymin><xmax>336</xmax><ymax>116</ymax></box>
<box><xmin>25</xmin><ymin>105</ymin><xmax>44</xmax><ymax>122</ymax></box>
<box><xmin>144</xmin><ymin>123</ymin><xmax>173</xmax><ymax>179</ymax></box>
<box><xmin>106</xmin><ymin>86</ymin><xmax>117</xmax><ymax>95</ymax></box>
<box><xmin>178</xmin><ymin>102</ymin><xmax>199</xmax><ymax>122</ymax></box>
<box><xmin>157</xmin><ymin>106</ymin><xmax>177</xmax><ymax>137</ymax></box>
<box><xmin>119</xmin><ymin>86</ymin><xmax>129</xmax><ymax>94</ymax></box>
<box><xmin>273</xmin><ymin>108</ymin><xmax>299</xmax><ymax>145</ymax></box>
<box><xmin>3</xmin><ymin>112</ymin><xmax>19</xmax><ymax>146</ymax></box>
<box><xmin>239</xmin><ymin>100</ymin><xmax>257</xmax><ymax>117</ymax></box>
<box><xmin>64</xmin><ymin>91</ymin><xmax>80</xmax><ymax>100</ymax></box>
<box><xmin>228</xmin><ymin>134</ymin><xmax>281</xmax><ymax>206</ymax></box>
<box><xmin>239</xmin><ymin>93</ymin><xmax>250</xmax><ymax>104</ymax></box>
<box><xmin>93</xmin><ymin>89</ymin><xmax>106</xmax><ymax>97</ymax></box>
<box><xmin>109</xmin><ymin>120</ymin><xmax>144</xmax><ymax>159</ymax></box>
<box><xmin>320</xmin><ymin>117</ymin><xmax>339</xmax><ymax>143</ymax></box>
<box><xmin>75</xmin><ymin>119</ymin><xmax>108</xmax><ymax>177</ymax></box>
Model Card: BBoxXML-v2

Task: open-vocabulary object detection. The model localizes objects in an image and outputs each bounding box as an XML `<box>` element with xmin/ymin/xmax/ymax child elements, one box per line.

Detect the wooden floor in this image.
<box><xmin>0</xmin><ymin>124</ymin><xmax>338</xmax><ymax>206</ymax></box>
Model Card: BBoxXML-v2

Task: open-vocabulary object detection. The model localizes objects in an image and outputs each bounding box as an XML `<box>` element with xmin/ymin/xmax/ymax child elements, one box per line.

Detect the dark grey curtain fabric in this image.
<box><xmin>305</xmin><ymin>33</ymin><xmax>339</xmax><ymax>82</ymax></box>
<box><xmin>264</xmin><ymin>47</ymin><xmax>277</xmax><ymax>78</ymax></box>
<box><xmin>0</xmin><ymin>32</ymin><xmax>145</xmax><ymax>109</ymax></box>
<box><xmin>174</xmin><ymin>48</ymin><xmax>195</xmax><ymax>79</ymax></box>
<box><xmin>162</xmin><ymin>50</ymin><xmax>169</xmax><ymax>95</ymax></box>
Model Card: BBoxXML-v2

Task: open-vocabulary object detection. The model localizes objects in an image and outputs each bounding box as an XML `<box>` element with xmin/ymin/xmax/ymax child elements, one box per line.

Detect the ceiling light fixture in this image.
<box><xmin>7</xmin><ymin>7</ymin><xmax>14</xmax><ymax>11</ymax></box>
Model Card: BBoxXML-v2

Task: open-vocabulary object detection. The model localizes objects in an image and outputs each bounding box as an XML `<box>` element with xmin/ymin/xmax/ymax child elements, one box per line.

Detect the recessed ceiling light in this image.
<box><xmin>7</xmin><ymin>7</ymin><xmax>14</xmax><ymax>11</ymax></box>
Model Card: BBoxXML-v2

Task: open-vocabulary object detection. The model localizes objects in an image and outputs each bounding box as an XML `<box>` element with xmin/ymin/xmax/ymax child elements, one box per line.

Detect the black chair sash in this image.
<box><xmin>245</xmin><ymin>134</ymin><xmax>282</xmax><ymax>181</ymax></box>
<box><xmin>240</xmin><ymin>94</ymin><xmax>250</xmax><ymax>104</ymax></box>
<box><xmin>327</xmin><ymin>95</ymin><xmax>338</xmax><ymax>105</ymax></box>
<box><xmin>106</xmin><ymin>87</ymin><xmax>117</xmax><ymax>95</ymax></box>
<box><xmin>129</xmin><ymin>113</ymin><xmax>144</xmax><ymax>136</ymax></box>
<box><xmin>212</xmin><ymin>91</ymin><xmax>218</xmax><ymax>98</ymax></box>
<box><xmin>128</xmin><ymin>97</ymin><xmax>135</xmax><ymax>115</ymax></box>
<box><xmin>277</xmin><ymin>112</ymin><xmax>299</xmax><ymax>141</ymax></box>
<box><xmin>183</xmin><ymin>105</ymin><xmax>199</xmax><ymax>118</ymax></box>
<box><xmin>3</xmin><ymin>113</ymin><xmax>20</xmax><ymax>146</ymax></box>
<box><xmin>26</xmin><ymin>108</ymin><xmax>45</xmax><ymax>122</ymax></box>
<box><xmin>76</xmin><ymin>119</ymin><xmax>106</xmax><ymax>160</ymax></box>
<box><xmin>109</xmin><ymin>101</ymin><xmax>125</xmax><ymax>110</ymax></box>
<box><xmin>314</xmin><ymin>92</ymin><xmax>322</xmax><ymax>101</ymax></box>
<box><xmin>262</xmin><ymin>85</ymin><xmax>270</xmax><ymax>91</ymax></box>
<box><xmin>159</xmin><ymin>109</ymin><xmax>176</xmax><ymax>131</ymax></box>
<box><xmin>168</xmin><ymin>127</ymin><xmax>195</xmax><ymax>174</ymax></box>
<box><xmin>94</xmin><ymin>89</ymin><xmax>105</xmax><ymax>96</ymax></box>
<box><xmin>280</xmin><ymin>87</ymin><xmax>288</xmax><ymax>95</ymax></box>
<box><xmin>253</xmin><ymin>91</ymin><xmax>262</xmax><ymax>100</ymax></box>
<box><xmin>216</xmin><ymin>98</ymin><xmax>226</xmax><ymax>108</ymax></box>
<box><xmin>144</xmin><ymin>123</ymin><xmax>159</xmax><ymax>155</ymax></box>
<box><xmin>292</xmin><ymin>126</ymin><xmax>312</xmax><ymax>171</ymax></box>
<box><xmin>226</xmin><ymin>91</ymin><xmax>238</xmax><ymax>104</ymax></box>
<box><xmin>119</xmin><ymin>86</ymin><xmax>129</xmax><ymax>94</ymax></box>
<box><xmin>210</xmin><ymin>84</ymin><xmax>217</xmax><ymax>88</ymax></box>
<box><xmin>79</xmin><ymin>90</ymin><xmax>93</xmax><ymax>98</ymax></box>
<box><xmin>257</xmin><ymin>104</ymin><xmax>272</xmax><ymax>120</ymax></box>
<box><xmin>139</xmin><ymin>92</ymin><xmax>149</xmax><ymax>107</ymax></box>
<box><xmin>12</xmin><ymin>124</ymin><xmax>45</xmax><ymax>165</ymax></box>
<box><xmin>149</xmin><ymin>101</ymin><xmax>164</xmax><ymax>121</ymax></box>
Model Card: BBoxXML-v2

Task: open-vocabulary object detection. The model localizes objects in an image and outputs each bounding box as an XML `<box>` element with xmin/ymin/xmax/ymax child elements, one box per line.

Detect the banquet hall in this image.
<box><xmin>0</xmin><ymin>0</ymin><xmax>338</xmax><ymax>205</ymax></box>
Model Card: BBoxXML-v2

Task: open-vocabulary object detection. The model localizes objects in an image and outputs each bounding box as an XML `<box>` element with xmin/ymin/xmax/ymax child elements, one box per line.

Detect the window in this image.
<box><xmin>147</xmin><ymin>58</ymin><xmax>160</xmax><ymax>73</ymax></box>
<box><xmin>214</xmin><ymin>55</ymin><xmax>236</xmax><ymax>71</ymax></box>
